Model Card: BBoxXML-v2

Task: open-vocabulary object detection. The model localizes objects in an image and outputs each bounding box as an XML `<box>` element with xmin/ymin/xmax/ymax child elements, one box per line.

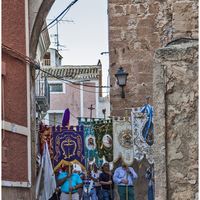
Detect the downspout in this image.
<box><xmin>2</xmin><ymin>62</ymin><xmax>6</xmax><ymax>143</ymax></box>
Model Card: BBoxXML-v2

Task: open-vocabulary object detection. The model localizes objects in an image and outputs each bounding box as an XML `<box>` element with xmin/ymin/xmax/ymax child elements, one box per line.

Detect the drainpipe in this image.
<box><xmin>1</xmin><ymin>62</ymin><xmax>6</xmax><ymax>143</ymax></box>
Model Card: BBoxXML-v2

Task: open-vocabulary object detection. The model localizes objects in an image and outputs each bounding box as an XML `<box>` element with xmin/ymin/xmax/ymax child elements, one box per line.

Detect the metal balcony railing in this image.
<box><xmin>42</xmin><ymin>59</ymin><xmax>51</xmax><ymax>66</ymax></box>
<box><xmin>36</xmin><ymin>75</ymin><xmax>50</xmax><ymax>112</ymax></box>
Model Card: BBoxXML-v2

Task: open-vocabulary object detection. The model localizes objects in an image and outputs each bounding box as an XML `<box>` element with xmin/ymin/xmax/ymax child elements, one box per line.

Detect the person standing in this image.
<box><xmin>58</xmin><ymin>164</ymin><xmax>83</xmax><ymax>200</ymax></box>
<box><xmin>92</xmin><ymin>163</ymin><xmax>103</xmax><ymax>200</ymax></box>
<box><xmin>113</xmin><ymin>161</ymin><xmax>138</xmax><ymax>200</ymax></box>
<box><xmin>82</xmin><ymin>167</ymin><xmax>98</xmax><ymax>200</ymax></box>
<box><xmin>78</xmin><ymin>169</ymin><xmax>85</xmax><ymax>200</ymax></box>
<box><xmin>146</xmin><ymin>166</ymin><xmax>154</xmax><ymax>200</ymax></box>
<box><xmin>49</xmin><ymin>167</ymin><xmax>61</xmax><ymax>200</ymax></box>
<box><xmin>99</xmin><ymin>163</ymin><xmax>114</xmax><ymax>200</ymax></box>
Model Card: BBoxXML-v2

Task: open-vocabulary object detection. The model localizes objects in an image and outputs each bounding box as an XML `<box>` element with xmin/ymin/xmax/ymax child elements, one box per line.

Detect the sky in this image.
<box><xmin>47</xmin><ymin>0</ymin><xmax>110</xmax><ymax>94</ymax></box>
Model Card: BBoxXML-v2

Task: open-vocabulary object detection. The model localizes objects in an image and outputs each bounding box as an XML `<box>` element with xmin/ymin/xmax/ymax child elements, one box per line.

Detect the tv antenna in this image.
<box><xmin>47</xmin><ymin>18</ymin><xmax>74</xmax><ymax>52</ymax></box>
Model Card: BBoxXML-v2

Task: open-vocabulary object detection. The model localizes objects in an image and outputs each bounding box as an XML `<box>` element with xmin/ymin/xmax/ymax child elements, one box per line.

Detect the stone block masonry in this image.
<box><xmin>153</xmin><ymin>39</ymin><xmax>198</xmax><ymax>200</ymax></box>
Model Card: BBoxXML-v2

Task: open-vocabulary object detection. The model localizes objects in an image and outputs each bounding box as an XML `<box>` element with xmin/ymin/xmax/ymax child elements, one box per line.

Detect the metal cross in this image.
<box><xmin>88</xmin><ymin>105</ymin><xmax>95</xmax><ymax>120</ymax></box>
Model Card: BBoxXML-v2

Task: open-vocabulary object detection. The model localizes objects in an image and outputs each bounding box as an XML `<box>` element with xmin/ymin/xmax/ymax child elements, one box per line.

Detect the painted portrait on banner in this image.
<box><xmin>86</xmin><ymin>135</ymin><xmax>96</xmax><ymax>150</ymax></box>
<box><xmin>93</xmin><ymin>120</ymin><xmax>113</xmax><ymax>162</ymax></box>
<box><xmin>78</xmin><ymin>118</ymin><xmax>103</xmax><ymax>168</ymax></box>
<box><xmin>102</xmin><ymin>134</ymin><xmax>112</xmax><ymax>148</ymax></box>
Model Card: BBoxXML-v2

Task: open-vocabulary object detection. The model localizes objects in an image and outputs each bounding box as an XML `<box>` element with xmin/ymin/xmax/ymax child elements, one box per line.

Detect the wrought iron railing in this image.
<box><xmin>36</xmin><ymin>74</ymin><xmax>50</xmax><ymax>112</ymax></box>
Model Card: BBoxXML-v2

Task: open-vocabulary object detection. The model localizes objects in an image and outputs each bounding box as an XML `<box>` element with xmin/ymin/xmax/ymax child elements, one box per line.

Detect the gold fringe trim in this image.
<box><xmin>54</xmin><ymin>159</ymin><xmax>86</xmax><ymax>172</ymax></box>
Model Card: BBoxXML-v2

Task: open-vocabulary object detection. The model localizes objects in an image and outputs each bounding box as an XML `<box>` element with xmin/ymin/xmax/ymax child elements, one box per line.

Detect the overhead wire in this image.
<box><xmin>40</xmin><ymin>0</ymin><xmax>78</xmax><ymax>33</ymax></box>
<box><xmin>40</xmin><ymin>69</ymin><xmax>109</xmax><ymax>94</ymax></box>
<box><xmin>2</xmin><ymin>43</ymin><xmax>110</xmax><ymax>94</ymax></box>
<box><xmin>40</xmin><ymin>68</ymin><xmax>109</xmax><ymax>88</ymax></box>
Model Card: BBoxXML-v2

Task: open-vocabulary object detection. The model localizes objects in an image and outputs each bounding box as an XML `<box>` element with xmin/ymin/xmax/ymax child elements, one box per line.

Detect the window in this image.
<box><xmin>50</xmin><ymin>84</ymin><xmax>63</xmax><ymax>92</ymax></box>
<box><xmin>49</xmin><ymin>113</ymin><xmax>63</xmax><ymax>125</ymax></box>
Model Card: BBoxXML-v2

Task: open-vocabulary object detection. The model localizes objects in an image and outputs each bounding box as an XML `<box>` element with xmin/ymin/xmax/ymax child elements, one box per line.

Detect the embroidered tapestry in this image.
<box><xmin>78</xmin><ymin>118</ymin><xmax>103</xmax><ymax>168</ymax></box>
<box><xmin>113</xmin><ymin>117</ymin><xmax>134</xmax><ymax>166</ymax></box>
<box><xmin>93</xmin><ymin>120</ymin><xmax>113</xmax><ymax>162</ymax></box>
<box><xmin>39</xmin><ymin>124</ymin><xmax>54</xmax><ymax>163</ymax></box>
<box><xmin>131</xmin><ymin>106</ymin><xmax>154</xmax><ymax>164</ymax></box>
<box><xmin>53</xmin><ymin>125</ymin><xmax>85</xmax><ymax>171</ymax></box>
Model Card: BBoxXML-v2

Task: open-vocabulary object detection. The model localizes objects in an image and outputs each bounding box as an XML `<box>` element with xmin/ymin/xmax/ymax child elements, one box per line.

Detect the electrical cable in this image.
<box><xmin>40</xmin><ymin>68</ymin><xmax>109</xmax><ymax>88</ymax></box>
<box><xmin>41</xmin><ymin>71</ymin><xmax>109</xmax><ymax>93</ymax></box>
<box><xmin>42</xmin><ymin>110</ymin><xmax>103</xmax><ymax>124</ymax></box>
<box><xmin>40</xmin><ymin>0</ymin><xmax>78</xmax><ymax>33</ymax></box>
<box><xmin>165</xmin><ymin>38</ymin><xmax>198</xmax><ymax>47</ymax></box>
<box><xmin>2</xmin><ymin>43</ymin><xmax>110</xmax><ymax>94</ymax></box>
<box><xmin>33</xmin><ymin>69</ymin><xmax>41</xmax><ymax>80</ymax></box>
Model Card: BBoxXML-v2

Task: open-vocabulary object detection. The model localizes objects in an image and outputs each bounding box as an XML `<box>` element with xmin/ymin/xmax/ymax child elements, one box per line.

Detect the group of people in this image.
<box><xmin>49</xmin><ymin>161</ymin><xmax>154</xmax><ymax>200</ymax></box>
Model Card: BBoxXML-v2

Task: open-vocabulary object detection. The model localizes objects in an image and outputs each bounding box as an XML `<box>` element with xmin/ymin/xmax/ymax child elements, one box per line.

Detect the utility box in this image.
<box><xmin>2</xmin><ymin>147</ymin><xmax>7</xmax><ymax>163</ymax></box>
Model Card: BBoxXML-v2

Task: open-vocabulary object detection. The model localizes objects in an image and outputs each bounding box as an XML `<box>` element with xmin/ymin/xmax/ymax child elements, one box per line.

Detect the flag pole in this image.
<box><xmin>126</xmin><ymin>171</ymin><xmax>128</xmax><ymax>200</ymax></box>
<box><xmin>69</xmin><ymin>164</ymin><xmax>72</xmax><ymax>200</ymax></box>
<box><xmin>110</xmin><ymin>174</ymin><xmax>112</xmax><ymax>199</ymax></box>
<box><xmin>125</xmin><ymin>109</ymin><xmax>128</xmax><ymax>200</ymax></box>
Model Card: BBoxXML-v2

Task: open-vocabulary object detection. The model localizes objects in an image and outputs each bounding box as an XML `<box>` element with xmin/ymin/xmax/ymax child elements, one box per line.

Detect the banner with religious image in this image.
<box><xmin>131</xmin><ymin>106</ymin><xmax>154</xmax><ymax>164</ymax></box>
<box><xmin>39</xmin><ymin>124</ymin><xmax>54</xmax><ymax>163</ymax></box>
<box><xmin>93</xmin><ymin>120</ymin><xmax>113</xmax><ymax>162</ymax></box>
<box><xmin>78</xmin><ymin>118</ymin><xmax>103</xmax><ymax>168</ymax></box>
<box><xmin>53</xmin><ymin>125</ymin><xmax>85</xmax><ymax>171</ymax></box>
<box><xmin>113</xmin><ymin>117</ymin><xmax>134</xmax><ymax>166</ymax></box>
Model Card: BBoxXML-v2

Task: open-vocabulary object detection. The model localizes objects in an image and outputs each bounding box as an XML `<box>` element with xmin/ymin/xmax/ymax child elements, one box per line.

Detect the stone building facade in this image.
<box><xmin>108</xmin><ymin>0</ymin><xmax>198</xmax><ymax>199</ymax></box>
<box><xmin>108</xmin><ymin>0</ymin><xmax>198</xmax><ymax>114</ymax></box>
<box><xmin>153</xmin><ymin>40</ymin><xmax>198</xmax><ymax>200</ymax></box>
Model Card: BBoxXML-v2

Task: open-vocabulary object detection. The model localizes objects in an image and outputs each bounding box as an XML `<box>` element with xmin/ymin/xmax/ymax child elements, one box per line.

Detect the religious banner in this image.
<box><xmin>131</xmin><ymin>105</ymin><xmax>154</xmax><ymax>164</ymax></box>
<box><xmin>39</xmin><ymin>124</ymin><xmax>54</xmax><ymax>163</ymax></box>
<box><xmin>93</xmin><ymin>120</ymin><xmax>113</xmax><ymax>162</ymax></box>
<box><xmin>113</xmin><ymin>117</ymin><xmax>134</xmax><ymax>166</ymax></box>
<box><xmin>53</xmin><ymin>125</ymin><xmax>85</xmax><ymax>171</ymax></box>
<box><xmin>62</xmin><ymin>108</ymin><xmax>70</xmax><ymax>127</ymax></box>
<box><xmin>78</xmin><ymin>118</ymin><xmax>103</xmax><ymax>168</ymax></box>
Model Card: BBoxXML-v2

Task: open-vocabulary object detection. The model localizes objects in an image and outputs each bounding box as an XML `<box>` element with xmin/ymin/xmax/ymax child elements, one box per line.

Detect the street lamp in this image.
<box><xmin>115</xmin><ymin>66</ymin><xmax>129</xmax><ymax>98</ymax></box>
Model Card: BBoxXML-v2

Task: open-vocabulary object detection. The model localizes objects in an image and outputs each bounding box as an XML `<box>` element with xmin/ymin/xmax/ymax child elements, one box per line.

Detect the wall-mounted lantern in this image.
<box><xmin>115</xmin><ymin>66</ymin><xmax>129</xmax><ymax>98</ymax></box>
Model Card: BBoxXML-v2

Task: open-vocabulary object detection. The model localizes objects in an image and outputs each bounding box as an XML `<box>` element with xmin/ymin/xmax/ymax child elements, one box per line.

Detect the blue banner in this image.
<box><xmin>141</xmin><ymin>104</ymin><xmax>154</xmax><ymax>145</ymax></box>
<box><xmin>53</xmin><ymin>125</ymin><xmax>85</xmax><ymax>171</ymax></box>
<box><xmin>78</xmin><ymin>118</ymin><xmax>103</xmax><ymax>168</ymax></box>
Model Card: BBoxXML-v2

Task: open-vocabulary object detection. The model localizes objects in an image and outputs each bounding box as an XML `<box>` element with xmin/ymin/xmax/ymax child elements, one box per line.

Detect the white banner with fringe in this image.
<box><xmin>113</xmin><ymin>117</ymin><xmax>134</xmax><ymax>166</ymax></box>
<box><xmin>131</xmin><ymin>106</ymin><xmax>154</xmax><ymax>164</ymax></box>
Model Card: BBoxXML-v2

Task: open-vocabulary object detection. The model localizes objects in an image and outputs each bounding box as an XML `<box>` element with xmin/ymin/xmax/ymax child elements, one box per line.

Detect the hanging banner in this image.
<box><xmin>113</xmin><ymin>117</ymin><xmax>133</xmax><ymax>166</ymax></box>
<box><xmin>78</xmin><ymin>118</ymin><xmax>103</xmax><ymax>168</ymax></box>
<box><xmin>93</xmin><ymin>120</ymin><xmax>113</xmax><ymax>162</ymax></box>
<box><xmin>53</xmin><ymin>125</ymin><xmax>85</xmax><ymax>171</ymax></box>
<box><xmin>39</xmin><ymin>124</ymin><xmax>54</xmax><ymax>163</ymax></box>
<box><xmin>131</xmin><ymin>106</ymin><xmax>154</xmax><ymax>164</ymax></box>
<box><xmin>62</xmin><ymin>108</ymin><xmax>70</xmax><ymax>127</ymax></box>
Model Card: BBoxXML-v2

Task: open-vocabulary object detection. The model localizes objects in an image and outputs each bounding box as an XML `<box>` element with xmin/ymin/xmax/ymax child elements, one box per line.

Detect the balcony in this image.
<box><xmin>36</xmin><ymin>75</ymin><xmax>50</xmax><ymax>113</ymax></box>
<box><xmin>42</xmin><ymin>59</ymin><xmax>51</xmax><ymax>66</ymax></box>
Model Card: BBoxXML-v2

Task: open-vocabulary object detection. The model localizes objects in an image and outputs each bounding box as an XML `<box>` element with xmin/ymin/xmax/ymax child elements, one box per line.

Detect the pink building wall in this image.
<box><xmin>83</xmin><ymin>83</ymin><xmax>96</xmax><ymax>119</ymax></box>
<box><xmin>49</xmin><ymin>82</ymin><xmax>97</xmax><ymax>126</ymax></box>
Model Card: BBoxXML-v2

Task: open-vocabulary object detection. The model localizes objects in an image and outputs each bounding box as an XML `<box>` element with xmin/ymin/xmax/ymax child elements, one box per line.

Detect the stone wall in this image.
<box><xmin>153</xmin><ymin>40</ymin><xmax>198</xmax><ymax>200</ymax></box>
<box><xmin>108</xmin><ymin>0</ymin><xmax>198</xmax><ymax>198</ymax></box>
<box><xmin>113</xmin><ymin>157</ymin><xmax>150</xmax><ymax>200</ymax></box>
<box><xmin>108</xmin><ymin>0</ymin><xmax>198</xmax><ymax>116</ymax></box>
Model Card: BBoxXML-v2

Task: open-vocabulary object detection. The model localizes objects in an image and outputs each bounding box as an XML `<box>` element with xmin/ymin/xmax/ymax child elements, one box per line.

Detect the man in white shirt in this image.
<box><xmin>92</xmin><ymin>163</ymin><xmax>102</xmax><ymax>200</ymax></box>
<box><xmin>113</xmin><ymin>161</ymin><xmax>138</xmax><ymax>200</ymax></box>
